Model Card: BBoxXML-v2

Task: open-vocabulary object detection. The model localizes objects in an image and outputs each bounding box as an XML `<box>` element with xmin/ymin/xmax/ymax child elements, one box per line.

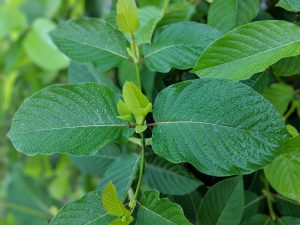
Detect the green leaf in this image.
<box><xmin>137</xmin><ymin>190</ymin><xmax>192</xmax><ymax>225</ymax></box>
<box><xmin>49</xmin><ymin>191</ymin><xmax>114</xmax><ymax>225</ymax></box>
<box><xmin>116</xmin><ymin>0</ymin><xmax>140</xmax><ymax>33</ymax></box>
<box><xmin>117</xmin><ymin>100</ymin><xmax>132</xmax><ymax>122</ymax></box>
<box><xmin>70</xmin><ymin>144</ymin><xmax>123</xmax><ymax>176</ymax></box>
<box><xmin>68</xmin><ymin>61</ymin><xmax>118</xmax><ymax>92</ymax></box>
<box><xmin>243</xmin><ymin>191</ymin><xmax>260</xmax><ymax>220</ymax></box>
<box><xmin>8</xmin><ymin>83</ymin><xmax>130</xmax><ymax>156</ymax></box>
<box><xmin>97</xmin><ymin>153</ymin><xmax>140</xmax><ymax>201</ymax></box>
<box><xmin>50</xmin><ymin>18</ymin><xmax>128</xmax><ymax>70</ymax></box>
<box><xmin>276</xmin><ymin>217</ymin><xmax>300</xmax><ymax>225</ymax></box>
<box><xmin>241</xmin><ymin>214</ymin><xmax>275</xmax><ymax>225</ymax></box>
<box><xmin>276</xmin><ymin>196</ymin><xmax>300</xmax><ymax>218</ymax></box>
<box><xmin>242</xmin><ymin>71</ymin><xmax>270</xmax><ymax>94</ymax></box>
<box><xmin>208</xmin><ymin>0</ymin><xmax>260</xmax><ymax>33</ymax></box>
<box><xmin>144</xmin><ymin>22</ymin><xmax>222</xmax><ymax>73</ymax></box>
<box><xmin>23</xmin><ymin>18</ymin><xmax>69</xmax><ymax>71</ymax></box>
<box><xmin>272</xmin><ymin>55</ymin><xmax>300</xmax><ymax>77</ymax></box>
<box><xmin>265</xmin><ymin>154</ymin><xmax>300</xmax><ymax>203</ymax></box>
<box><xmin>193</xmin><ymin>21</ymin><xmax>300</xmax><ymax>81</ymax></box>
<box><xmin>102</xmin><ymin>181</ymin><xmax>127</xmax><ymax>217</ymax></box>
<box><xmin>198</xmin><ymin>176</ymin><xmax>244</xmax><ymax>225</ymax></box>
<box><xmin>152</xmin><ymin>79</ymin><xmax>288</xmax><ymax>176</ymax></box>
<box><xmin>0</xmin><ymin>6</ymin><xmax>27</xmax><ymax>38</ymax></box>
<box><xmin>144</xmin><ymin>156</ymin><xmax>202</xmax><ymax>195</ymax></box>
<box><xmin>263</xmin><ymin>83</ymin><xmax>294</xmax><ymax>116</ymax></box>
<box><xmin>277</xmin><ymin>0</ymin><xmax>300</xmax><ymax>12</ymax></box>
<box><xmin>281</xmin><ymin>135</ymin><xmax>300</xmax><ymax>160</ymax></box>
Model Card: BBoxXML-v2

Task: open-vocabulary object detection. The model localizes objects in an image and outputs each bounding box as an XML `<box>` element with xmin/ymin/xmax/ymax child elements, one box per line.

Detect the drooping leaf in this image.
<box><xmin>8</xmin><ymin>83</ymin><xmax>130</xmax><ymax>156</ymax></box>
<box><xmin>102</xmin><ymin>182</ymin><xmax>127</xmax><ymax>217</ymax></box>
<box><xmin>263</xmin><ymin>83</ymin><xmax>294</xmax><ymax>116</ymax></box>
<box><xmin>276</xmin><ymin>196</ymin><xmax>300</xmax><ymax>218</ymax></box>
<box><xmin>116</xmin><ymin>0</ymin><xmax>140</xmax><ymax>33</ymax></box>
<box><xmin>272</xmin><ymin>55</ymin><xmax>300</xmax><ymax>77</ymax></box>
<box><xmin>276</xmin><ymin>0</ymin><xmax>300</xmax><ymax>12</ymax></box>
<box><xmin>265</xmin><ymin>154</ymin><xmax>300</xmax><ymax>203</ymax></box>
<box><xmin>152</xmin><ymin>79</ymin><xmax>288</xmax><ymax>176</ymax></box>
<box><xmin>276</xmin><ymin>217</ymin><xmax>300</xmax><ymax>225</ymax></box>
<box><xmin>208</xmin><ymin>0</ymin><xmax>260</xmax><ymax>33</ymax></box>
<box><xmin>97</xmin><ymin>153</ymin><xmax>140</xmax><ymax>201</ymax></box>
<box><xmin>243</xmin><ymin>191</ymin><xmax>260</xmax><ymax>220</ymax></box>
<box><xmin>137</xmin><ymin>190</ymin><xmax>192</xmax><ymax>225</ymax></box>
<box><xmin>198</xmin><ymin>176</ymin><xmax>244</xmax><ymax>225</ymax></box>
<box><xmin>50</xmin><ymin>18</ymin><xmax>128</xmax><ymax>71</ymax></box>
<box><xmin>241</xmin><ymin>214</ymin><xmax>275</xmax><ymax>225</ymax></box>
<box><xmin>70</xmin><ymin>144</ymin><xmax>123</xmax><ymax>176</ymax></box>
<box><xmin>144</xmin><ymin>156</ymin><xmax>202</xmax><ymax>195</ymax></box>
<box><xmin>49</xmin><ymin>191</ymin><xmax>114</xmax><ymax>225</ymax></box>
<box><xmin>193</xmin><ymin>21</ymin><xmax>300</xmax><ymax>81</ymax></box>
<box><xmin>23</xmin><ymin>18</ymin><xmax>69</xmax><ymax>71</ymax></box>
<box><xmin>143</xmin><ymin>22</ymin><xmax>222</xmax><ymax>73</ymax></box>
<box><xmin>68</xmin><ymin>61</ymin><xmax>118</xmax><ymax>92</ymax></box>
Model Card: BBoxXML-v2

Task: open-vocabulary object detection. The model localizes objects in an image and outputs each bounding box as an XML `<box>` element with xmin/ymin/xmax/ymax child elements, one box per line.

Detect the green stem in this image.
<box><xmin>130</xmin><ymin>32</ymin><xmax>141</xmax><ymax>88</ymax></box>
<box><xmin>263</xmin><ymin>178</ymin><xmax>277</xmax><ymax>221</ymax></box>
<box><xmin>283</xmin><ymin>100</ymin><xmax>298</xmax><ymax>122</ymax></box>
<box><xmin>134</xmin><ymin>132</ymin><xmax>145</xmax><ymax>201</ymax></box>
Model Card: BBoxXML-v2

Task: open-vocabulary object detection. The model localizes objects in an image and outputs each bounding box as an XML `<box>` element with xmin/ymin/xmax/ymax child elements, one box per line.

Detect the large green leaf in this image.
<box><xmin>50</xmin><ymin>18</ymin><xmax>128</xmax><ymax>71</ymax></box>
<box><xmin>97</xmin><ymin>153</ymin><xmax>139</xmax><ymax>201</ymax></box>
<box><xmin>277</xmin><ymin>217</ymin><xmax>300</xmax><ymax>225</ymax></box>
<box><xmin>8</xmin><ymin>83</ymin><xmax>130</xmax><ymax>156</ymax></box>
<box><xmin>198</xmin><ymin>176</ymin><xmax>244</xmax><ymax>225</ymax></box>
<box><xmin>152</xmin><ymin>79</ymin><xmax>288</xmax><ymax>176</ymax></box>
<box><xmin>49</xmin><ymin>191</ymin><xmax>113</xmax><ymax>225</ymax></box>
<box><xmin>263</xmin><ymin>83</ymin><xmax>294</xmax><ymax>116</ymax></box>
<box><xmin>70</xmin><ymin>144</ymin><xmax>122</xmax><ymax>176</ymax></box>
<box><xmin>193</xmin><ymin>21</ymin><xmax>300</xmax><ymax>81</ymax></box>
<box><xmin>272</xmin><ymin>55</ymin><xmax>300</xmax><ymax>77</ymax></box>
<box><xmin>265</xmin><ymin>154</ymin><xmax>300</xmax><ymax>203</ymax></box>
<box><xmin>208</xmin><ymin>0</ymin><xmax>260</xmax><ymax>33</ymax></box>
<box><xmin>277</xmin><ymin>0</ymin><xmax>300</xmax><ymax>12</ymax></box>
<box><xmin>144</xmin><ymin>156</ymin><xmax>202</xmax><ymax>195</ymax></box>
<box><xmin>143</xmin><ymin>22</ymin><xmax>222</xmax><ymax>73</ymax></box>
<box><xmin>137</xmin><ymin>190</ymin><xmax>192</xmax><ymax>225</ymax></box>
<box><xmin>241</xmin><ymin>214</ymin><xmax>275</xmax><ymax>225</ymax></box>
<box><xmin>23</xmin><ymin>18</ymin><xmax>69</xmax><ymax>71</ymax></box>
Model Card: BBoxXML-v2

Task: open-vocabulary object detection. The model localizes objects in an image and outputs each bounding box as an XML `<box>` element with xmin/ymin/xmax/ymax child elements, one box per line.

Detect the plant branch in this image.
<box><xmin>133</xmin><ymin>132</ymin><xmax>145</xmax><ymax>201</ymax></box>
<box><xmin>262</xmin><ymin>177</ymin><xmax>277</xmax><ymax>221</ymax></box>
<box><xmin>130</xmin><ymin>32</ymin><xmax>141</xmax><ymax>88</ymax></box>
<box><xmin>283</xmin><ymin>100</ymin><xmax>298</xmax><ymax>122</ymax></box>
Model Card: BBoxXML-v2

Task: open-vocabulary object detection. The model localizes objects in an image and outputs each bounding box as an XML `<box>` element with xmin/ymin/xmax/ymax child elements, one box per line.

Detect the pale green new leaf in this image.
<box><xmin>208</xmin><ymin>0</ymin><xmax>260</xmax><ymax>33</ymax></box>
<box><xmin>102</xmin><ymin>182</ymin><xmax>127</xmax><ymax>217</ymax></box>
<box><xmin>272</xmin><ymin>55</ymin><xmax>300</xmax><ymax>77</ymax></box>
<box><xmin>198</xmin><ymin>176</ymin><xmax>244</xmax><ymax>225</ymax></box>
<box><xmin>152</xmin><ymin>79</ymin><xmax>289</xmax><ymax>176</ymax></box>
<box><xmin>193</xmin><ymin>21</ymin><xmax>300</xmax><ymax>81</ymax></box>
<box><xmin>265</xmin><ymin>155</ymin><xmax>300</xmax><ymax>203</ymax></box>
<box><xmin>116</xmin><ymin>0</ymin><xmax>140</xmax><ymax>33</ymax></box>
<box><xmin>144</xmin><ymin>22</ymin><xmax>222</xmax><ymax>73</ymax></box>
<box><xmin>137</xmin><ymin>190</ymin><xmax>192</xmax><ymax>225</ymax></box>
<box><xmin>8</xmin><ymin>83</ymin><xmax>130</xmax><ymax>156</ymax></box>
<box><xmin>97</xmin><ymin>154</ymin><xmax>140</xmax><ymax>201</ymax></box>
<box><xmin>263</xmin><ymin>83</ymin><xmax>294</xmax><ymax>116</ymax></box>
<box><xmin>50</xmin><ymin>18</ymin><xmax>128</xmax><ymax>70</ymax></box>
<box><xmin>23</xmin><ymin>18</ymin><xmax>69</xmax><ymax>71</ymax></box>
<box><xmin>277</xmin><ymin>0</ymin><xmax>300</xmax><ymax>12</ymax></box>
<box><xmin>50</xmin><ymin>191</ymin><xmax>113</xmax><ymax>225</ymax></box>
<box><xmin>144</xmin><ymin>156</ymin><xmax>202</xmax><ymax>195</ymax></box>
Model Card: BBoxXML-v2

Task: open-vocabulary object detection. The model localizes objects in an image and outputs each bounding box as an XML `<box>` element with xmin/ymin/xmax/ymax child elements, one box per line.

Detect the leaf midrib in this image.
<box><xmin>139</xmin><ymin>205</ymin><xmax>177</xmax><ymax>225</ymax></box>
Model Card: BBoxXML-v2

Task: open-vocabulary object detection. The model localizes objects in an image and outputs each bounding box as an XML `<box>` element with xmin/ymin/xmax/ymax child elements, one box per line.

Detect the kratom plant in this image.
<box><xmin>6</xmin><ymin>0</ymin><xmax>300</xmax><ymax>224</ymax></box>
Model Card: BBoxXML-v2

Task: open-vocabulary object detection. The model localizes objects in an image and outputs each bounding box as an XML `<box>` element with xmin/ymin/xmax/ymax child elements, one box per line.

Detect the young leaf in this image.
<box><xmin>116</xmin><ymin>0</ymin><xmax>140</xmax><ymax>33</ymax></box>
<box><xmin>193</xmin><ymin>21</ymin><xmax>300</xmax><ymax>81</ymax></box>
<box><xmin>117</xmin><ymin>100</ymin><xmax>132</xmax><ymax>122</ymax></box>
<box><xmin>276</xmin><ymin>0</ymin><xmax>300</xmax><ymax>12</ymax></box>
<box><xmin>143</xmin><ymin>22</ymin><xmax>222</xmax><ymax>73</ymax></box>
<box><xmin>102</xmin><ymin>181</ymin><xmax>127</xmax><ymax>217</ymax></box>
<box><xmin>136</xmin><ymin>190</ymin><xmax>192</xmax><ymax>225</ymax></box>
<box><xmin>208</xmin><ymin>0</ymin><xmax>260</xmax><ymax>33</ymax></box>
<box><xmin>50</xmin><ymin>191</ymin><xmax>114</xmax><ymax>225</ymax></box>
<box><xmin>8</xmin><ymin>83</ymin><xmax>130</xmax><ymax>156</ymax></box>
<box><xmin>152</xmin><ymin>79</ymin><xmax>289</xmax><ymax>176</ymax></box>
<box><xmin>265</xmin><ymin>154</ymin><xmax>300</xmax><ymax>203</ymax></box>
<box><xmin>198</xmin><ymin>176</ymin><xmax>244</xmax><ymax>225</ymax></box>
<box><xmin>97</xmin><ymin>153</ymin><xmax>140</xmax><ymax>201</ymax></box>
<box><xmin>263</xmin><ymin>83</ymin><xmax>294</xmax><ymax>116</ymax></box>
<box><xmin>50</xmin><ymin>18</ymin><xmax>128</xmax><ymax>71</ymax></box>
<box><xmin>144</xmin><ymin>156</ymin><xmax>202</xmax><ymax>195</ymax></box>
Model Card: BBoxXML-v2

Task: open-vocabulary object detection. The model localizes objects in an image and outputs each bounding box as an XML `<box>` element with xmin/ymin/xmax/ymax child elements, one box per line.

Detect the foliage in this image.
<box><xmin>2</xmin><ymin>0</ymin><xmax>300</xmax><ymax>224</ymax></box>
